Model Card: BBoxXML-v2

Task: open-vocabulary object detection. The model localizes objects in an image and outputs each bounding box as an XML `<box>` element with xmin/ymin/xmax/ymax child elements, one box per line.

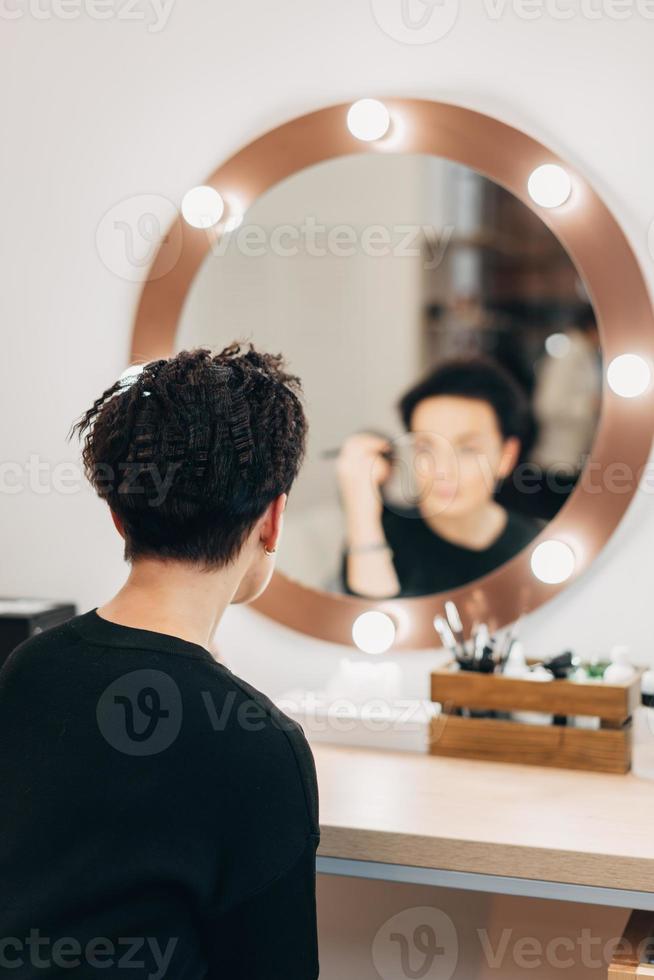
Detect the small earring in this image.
<box><xmin>263</xmin><ymin>544</ymin><xmax>277</xmax><ymax>556</ymax></box>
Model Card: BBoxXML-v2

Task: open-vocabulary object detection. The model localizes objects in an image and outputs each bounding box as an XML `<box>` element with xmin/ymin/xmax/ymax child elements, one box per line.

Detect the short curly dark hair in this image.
<box><xmin>69</xmin><ymin>344</ymin><xmax>308</xmax><ymax>569</ymax></box>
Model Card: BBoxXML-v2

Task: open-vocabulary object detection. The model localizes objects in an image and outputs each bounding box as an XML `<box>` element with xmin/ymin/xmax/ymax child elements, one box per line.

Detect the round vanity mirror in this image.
<box><xmin>131</xmin><ymin>99</ymin><xmax>654</xmax><ymax>647</ymax></box>
<box><xmin>176</xmin><ymin>154</ymin><xmax>602</xmax><ymax>600</ymax></box>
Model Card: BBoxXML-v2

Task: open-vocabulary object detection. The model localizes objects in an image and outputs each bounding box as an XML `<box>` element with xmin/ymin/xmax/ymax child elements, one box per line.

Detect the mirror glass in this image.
<box><xmin>177</xmin><ymin>154</ymin><xmax>601</xmax><ymax>598</ymax></box>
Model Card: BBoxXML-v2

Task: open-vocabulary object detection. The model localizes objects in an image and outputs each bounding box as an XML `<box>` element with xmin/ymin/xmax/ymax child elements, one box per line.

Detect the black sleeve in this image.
<box><xmin>202</xmin><ymin>833</ymin><xmax>321</xmax><ymax>980</ymax></box>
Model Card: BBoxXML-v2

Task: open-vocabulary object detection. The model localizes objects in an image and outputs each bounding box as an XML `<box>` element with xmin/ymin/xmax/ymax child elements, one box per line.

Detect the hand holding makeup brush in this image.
<box><xmin>336</xmin><ymin>432</ymin><xmax>393</xmax><ymax>521</ymax></box>
<box><xmin>337</xmin><ymin>433</ymin><xmax>400</xmax><ymax>598</ymax></box>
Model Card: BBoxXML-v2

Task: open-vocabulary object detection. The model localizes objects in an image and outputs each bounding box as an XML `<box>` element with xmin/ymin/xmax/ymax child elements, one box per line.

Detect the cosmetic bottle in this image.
<box><xmin>603</xmin><ymin>645</ymin><xmax>637</xmax><ymax>685</ymax></box>
<box><xmin>502</xmin><ymin>642</ymin><xmax>529</xmax><ymax>679</ymax></box>
<box><xmin>513</xmin><ymin>663</ymin><xmax>555</xmax><ymax>726</ymax></box>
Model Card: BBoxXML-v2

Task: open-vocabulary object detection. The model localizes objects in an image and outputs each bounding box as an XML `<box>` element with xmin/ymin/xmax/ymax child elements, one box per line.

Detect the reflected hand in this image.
<box><xmin>336</xmin><ymin>433</ymin><xmax>392</xmax><ymax>519</ymax></box>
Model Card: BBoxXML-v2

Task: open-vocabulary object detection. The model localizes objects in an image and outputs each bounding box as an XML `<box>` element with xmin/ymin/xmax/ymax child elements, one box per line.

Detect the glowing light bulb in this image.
<box><xmin>181</xmin><ymin>186</ymin><xmax>225</xmax><ymax>229</ymax></box>
<box><xmin>607</xmin><ymin>354</ymin><xmax>651</xmax><ymax>398</ymax></box>
<box><xmin>351</xmin><ymin>611</ymin><xmax>396</xmax><ymax>654</ymax></box>
<box><xmin>527</xmin><ymin>164</ymin><xmax>572</xmax><ymax>208</ymax></box>
<box><xmin>346</xmin><ymin>99</ymin><xmax>390</xmax><ymax>142</ymax></box>
<box><xmin>530</xmin><ymin>540</ymin><xmax>575</xmax><ymax>585</ymax></box>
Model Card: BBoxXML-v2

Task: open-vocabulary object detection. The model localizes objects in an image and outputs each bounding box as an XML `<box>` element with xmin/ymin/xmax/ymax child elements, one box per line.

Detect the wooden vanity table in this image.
<box><xmin>314</xmin><ymin>744</ymin><xmax>654</xmax><ymax>976</ymax></box>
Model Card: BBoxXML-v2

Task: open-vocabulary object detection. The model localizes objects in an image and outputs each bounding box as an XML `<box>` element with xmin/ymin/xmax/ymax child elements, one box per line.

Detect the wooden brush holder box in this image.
<box><xmin>429</xmin><ymin>666</ymin><xmax>643</xmax><ymax>774</ymax></box>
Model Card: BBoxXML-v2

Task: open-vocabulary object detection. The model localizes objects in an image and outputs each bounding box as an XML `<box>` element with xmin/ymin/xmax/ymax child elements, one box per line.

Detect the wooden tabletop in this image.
<box><xmin>313</xmin><ymin>744</ymin><xmax>654</xmax><ymax>893</ymax></box>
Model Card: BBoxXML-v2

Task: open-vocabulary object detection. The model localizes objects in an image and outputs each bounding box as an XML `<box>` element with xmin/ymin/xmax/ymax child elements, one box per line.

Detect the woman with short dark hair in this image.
<box><xmin>0</xmin><ymin>344</ymin><xmax>320</xmax><ymax>979</ymax></box>
<box><xmin>339</xmin><ymin>357</ymin><xmax>542</xmax><ymax>598</ymax></box>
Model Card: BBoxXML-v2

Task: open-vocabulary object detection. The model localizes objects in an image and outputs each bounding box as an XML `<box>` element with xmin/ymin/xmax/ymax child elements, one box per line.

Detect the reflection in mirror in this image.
<box><xmin>177</xmin><ymin>154</ymin><xmax>601</xmax><ymax>598</ymax></box>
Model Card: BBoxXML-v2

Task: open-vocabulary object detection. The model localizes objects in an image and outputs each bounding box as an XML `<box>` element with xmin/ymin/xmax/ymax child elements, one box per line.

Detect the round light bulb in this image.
<box><xmin>545</xmin><ymin>332</ymin><xmax>571</xmax><ymax>359</ymax></box>
<box><xmin>607</xmin><ymin>354</ymin><xmax>651</xmax><ymax>398</ymax></box>
<box><xmin>351</xmin><ymin>611</ymin><xmax>396</xmax><ymax>654</ymax></box>
<box><xmin>346</xmin><ymin>99</ymin><xmax>390</xmax><ymax>142</ymax></box>
<box><xmin>181</xmin><ymin>186</ymin><xmax>225</xmax><ymax>229</ymax></box>
<box><xmin>530</xmin><ymin>540</ymin><xmax>575</xmax><ymax>585</ymax></box>
<box><xmin>527</xmin><ymin>164</ymin><xmax>572</xmax><ymax>208</ymax></box>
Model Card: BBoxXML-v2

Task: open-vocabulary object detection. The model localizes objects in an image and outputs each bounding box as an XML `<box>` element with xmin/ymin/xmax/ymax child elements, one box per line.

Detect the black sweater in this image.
<box><xmin>0</xmin><ymin>609</ymin><xmax>320</xmax><ymax>979</ymax></box>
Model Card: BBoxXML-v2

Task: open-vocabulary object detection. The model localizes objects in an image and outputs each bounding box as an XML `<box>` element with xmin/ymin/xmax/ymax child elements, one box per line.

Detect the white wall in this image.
<box><xmin>2</xmin><ymin>1</ymin><xmax>654</xmax><ymax>693</ymax></box>
<box><xmin>2</xmin><ymin>8</ymin><xmax>652</xmax><ymax>975</ymax></box>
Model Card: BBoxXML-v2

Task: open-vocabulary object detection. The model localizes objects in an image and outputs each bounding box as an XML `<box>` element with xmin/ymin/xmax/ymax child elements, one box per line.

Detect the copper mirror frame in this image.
<box><xmin>131</xmin><ymin>98</ymin><xmax>654</xmax><ymax>649</ymax></box>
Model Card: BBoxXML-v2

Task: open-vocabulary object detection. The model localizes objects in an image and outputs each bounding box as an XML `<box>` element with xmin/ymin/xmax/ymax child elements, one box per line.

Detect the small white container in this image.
<box><xmin>604</xmin><ymin>662</ymin><xmax>637</xmax><ymax>685</ymax></box>
<box><xmin>513</xmin><ymin>666</ymin><xmax>554</xmax><ymax>726</ymax></box>
<box><xmin>603</xmin><ymin>645</ymin><xmax>637</xmax><ymax>685</ymax></box>
<box><xmin>502</xmin><ymin>642</ymin><xmax>529</xmax><ymax>679</ymax></box>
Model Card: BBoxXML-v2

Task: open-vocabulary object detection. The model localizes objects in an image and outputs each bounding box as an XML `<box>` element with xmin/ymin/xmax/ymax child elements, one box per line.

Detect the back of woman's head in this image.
<box><xmin>70</xmin><ymin>343</ymin><xmax>308</xmax><ymax>569</ymax></box>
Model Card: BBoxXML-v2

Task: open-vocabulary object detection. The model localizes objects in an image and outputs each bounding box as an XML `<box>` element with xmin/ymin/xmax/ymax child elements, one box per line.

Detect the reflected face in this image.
<box><xmin>410</xmin><ymin>396</ymin><xmax>520</xmax><ymax>518</ymax></box>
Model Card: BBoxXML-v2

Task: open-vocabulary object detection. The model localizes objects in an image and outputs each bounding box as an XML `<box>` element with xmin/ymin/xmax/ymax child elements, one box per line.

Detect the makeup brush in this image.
<box><xmin>321</xmin><ymin>429</ymin><xmax>397</xmax><ymax>460</ymax></box>
<box><xmin>433</xmin><ymin>616</ymin><xmax>459</xmax><ymax>660</ymax></box>
<box><xmin>444</xmin><ymin>601</ymin><xmax>465</xmax><ymax>657</ymax></box>
<box><xmin>473</xmin><ymin>623</ymin><xmax>490</xmax><ymax>662</ymax></box>
<box><xmin>497</xmin><ymin>616</ymin><xmax>523</xmax><ymax>672</ymax></box>
<box><xmin>321</xmin><ymin>446</ymin><xmax>394</xmax><ymax>460</ymax></box>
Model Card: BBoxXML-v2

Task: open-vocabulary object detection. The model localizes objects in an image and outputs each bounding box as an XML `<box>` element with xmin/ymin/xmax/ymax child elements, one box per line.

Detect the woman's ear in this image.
<box><xmin>498</xmin><ymin>437</ymin><xmax>521</xmax><ymax>479</ymax></box>
<box><xmin>110</xmin><ymin>509</ymin><xmax>125</xmax><ymax>539</ymax></box>
<box><xmin>261</xmin><ymin>493</ymin><xmax>287</xmax><ymax>552</ymax></box>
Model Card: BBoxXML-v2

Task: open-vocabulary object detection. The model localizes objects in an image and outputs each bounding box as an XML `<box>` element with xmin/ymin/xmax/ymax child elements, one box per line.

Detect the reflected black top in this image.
<box><xmin>342</xmin><ymin>505</ymin><xmax>543</xmax><ymax>597</ymax></box>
